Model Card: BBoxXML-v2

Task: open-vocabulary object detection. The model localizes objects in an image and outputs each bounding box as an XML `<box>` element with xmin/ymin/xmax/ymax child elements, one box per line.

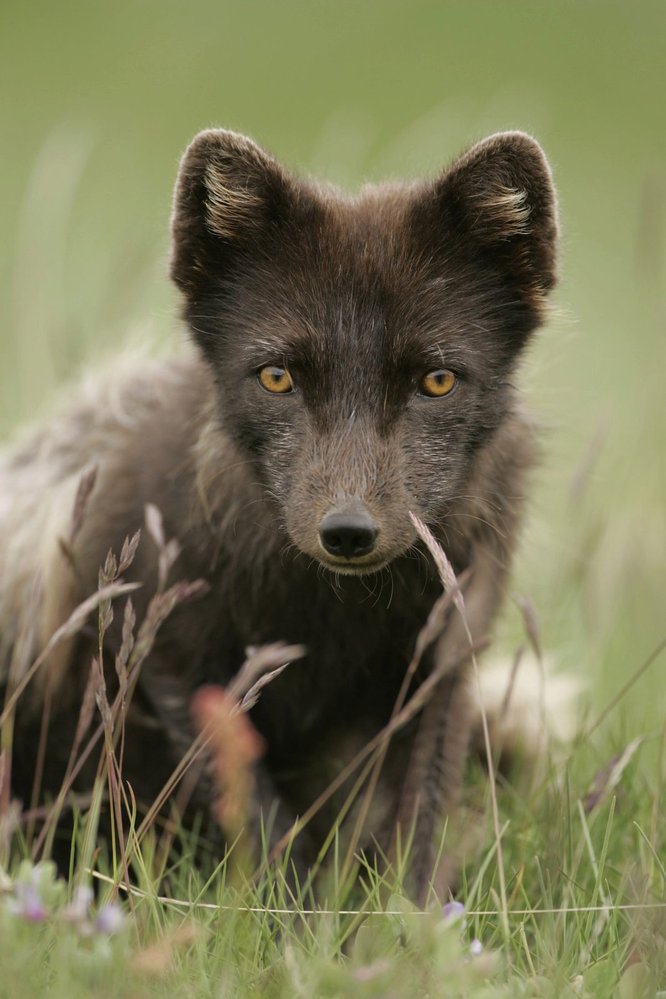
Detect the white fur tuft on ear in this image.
<box><xmin>472</xmin><ymin>184</ymin><xmax>532</xmax><ymax>240</ymax></box>
<box><xmin>203</xmin><ymin>161</ymin><xmax>264</xmax><ymax>239</ymax></box>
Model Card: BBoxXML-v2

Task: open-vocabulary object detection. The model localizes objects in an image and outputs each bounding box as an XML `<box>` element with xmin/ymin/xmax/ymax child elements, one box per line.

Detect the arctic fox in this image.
<box><xmin>0</xmin><ymin>129</ymin><xmax>559</xmax><ymax>898</ymax></box>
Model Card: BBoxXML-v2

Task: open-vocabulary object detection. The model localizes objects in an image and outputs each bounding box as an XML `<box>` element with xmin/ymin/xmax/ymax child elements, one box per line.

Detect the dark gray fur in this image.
<box><xmin>3</xmin><ymin>129</ymin><xmax>558</xmax><ymax>899</ymax></box>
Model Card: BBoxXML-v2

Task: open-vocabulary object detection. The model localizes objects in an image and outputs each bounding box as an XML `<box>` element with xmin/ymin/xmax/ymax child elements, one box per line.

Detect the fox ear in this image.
<box><xmin>170</xmin><ymin>129</ymin><xmax>292</xmax><ymax>293</ymax></box>
<box><xmin>425</xmin><ymin>132</ymin><xmax>558</xmax><ymax>319</ymax></box>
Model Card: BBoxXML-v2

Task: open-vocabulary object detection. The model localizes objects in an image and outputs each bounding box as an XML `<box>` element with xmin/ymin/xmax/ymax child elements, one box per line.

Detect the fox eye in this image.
<box><xmin>419</xmin><ymin>369</ymin><xmax>457</xmax><ymax>398</ymax></box>
<box><xmin>257</xmin><ymin>365</ymin><xmax>294</xmax><ymax>394</ymax></box>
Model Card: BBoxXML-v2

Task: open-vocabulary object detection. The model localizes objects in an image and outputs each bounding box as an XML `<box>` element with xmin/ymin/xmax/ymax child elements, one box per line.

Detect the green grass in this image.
<box><xmin>1</xmin><ymin>741</ymin><xmax>664</xmax><ymax>997</ymax></box>
<box><xmin>0</xmin><ymin>1</ymin><xmax>665</xmax><ymax>995</ymax></box>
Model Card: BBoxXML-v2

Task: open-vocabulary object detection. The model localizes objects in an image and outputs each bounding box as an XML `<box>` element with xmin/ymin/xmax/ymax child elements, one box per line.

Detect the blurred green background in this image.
<box><xmin>0</xmin><ymin>0</ymin><xmax>664</xmax><ymax>734</ymax></box>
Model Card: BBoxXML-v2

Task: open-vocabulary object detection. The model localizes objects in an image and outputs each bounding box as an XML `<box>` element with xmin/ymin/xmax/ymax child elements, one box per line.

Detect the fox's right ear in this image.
<box><xmin>416</xmin><ymin>132</ymin><xmax>558</xmax><ymax>341</ymax></box>
<box><xmin>170</xmin><ymin>129</ymin><xmax>292</xmax><ymax>294</ymax></box>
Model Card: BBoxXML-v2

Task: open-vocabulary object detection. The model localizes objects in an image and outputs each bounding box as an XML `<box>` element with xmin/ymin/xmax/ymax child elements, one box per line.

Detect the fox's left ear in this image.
<box><xmin>421</xmin><ymin>132</ymin><xmax>558</xmax><ymax>322</ymax></box>
<box><xmin>170</xmin><ymin>129</ymin><xmax>297</xmax><ymax>295</ymax></box>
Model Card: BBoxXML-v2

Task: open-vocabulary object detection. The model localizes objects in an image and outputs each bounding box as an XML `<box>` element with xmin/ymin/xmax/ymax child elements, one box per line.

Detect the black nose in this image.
<box><xmin>319</xmin><ymin>511</ymin><xmax>378</xmax><ymax>559</ymax></box>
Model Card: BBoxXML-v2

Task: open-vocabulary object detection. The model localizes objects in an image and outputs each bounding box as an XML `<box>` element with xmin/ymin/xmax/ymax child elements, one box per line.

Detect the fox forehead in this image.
<box><xmin>219</xmin><ymin>250</ymin><xmax>504</xmax><ymax>386</ymax></box>
<box><xmin>209</xmin><ymin>206</ymin><xmax>480</xmax><ymax>362</ymax></box>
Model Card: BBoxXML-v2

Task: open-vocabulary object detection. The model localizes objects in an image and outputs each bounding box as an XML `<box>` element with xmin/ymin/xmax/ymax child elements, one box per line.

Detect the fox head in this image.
<box><xmin>170</xmin><ymin>129</ymin><xmax>558</xmax><ymax>574</ymax></box>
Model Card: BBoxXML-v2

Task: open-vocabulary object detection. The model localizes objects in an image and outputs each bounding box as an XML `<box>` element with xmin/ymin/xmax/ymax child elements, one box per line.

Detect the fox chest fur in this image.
<box><xmin>1</xmin><ymin>128</ymin><xmax>558</xmax><ymax>897</ymax></box>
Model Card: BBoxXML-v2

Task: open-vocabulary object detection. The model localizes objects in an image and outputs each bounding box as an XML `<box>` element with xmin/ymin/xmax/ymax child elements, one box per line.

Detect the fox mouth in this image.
<box><xmin>288</xmin><ymin>505</ymin><xmax>409</xmax><ymax>575</ymax></box>
<box><xmin>315</xmin><ymin>553</ymin><xmax>392</xmax><ymax>576</ymax></box>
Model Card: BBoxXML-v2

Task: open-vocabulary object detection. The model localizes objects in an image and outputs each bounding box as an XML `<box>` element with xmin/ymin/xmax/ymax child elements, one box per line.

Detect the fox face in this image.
<box><xmin>170</xmin><ymin>130</ymin><xmax>558</xmax><ymax>574</ymax></box>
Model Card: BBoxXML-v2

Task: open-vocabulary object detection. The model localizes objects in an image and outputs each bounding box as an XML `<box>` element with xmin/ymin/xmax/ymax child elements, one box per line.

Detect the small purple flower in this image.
<box><xmin>95</xmin><ymin>902</ymin><xmax>125</xmax><ymax>935</ymax></box>
<box><xmin>469</xmin><ymin>938</ymin><xmax>483</xmax><ymax>956</ymax></box>
<box><xmin>9</xmin><ymin>884</ymin><xmax>47</xmax><ymax>923</ymax></box>
<box><xmin>62</xmin><ymin>885</ymin><xmax>94</xmax><ymax>925</ymax></box>
<box><xmin>442</xmin><ymin>900</ymin><xmax>465</xmax><ymax>924</ymax></box>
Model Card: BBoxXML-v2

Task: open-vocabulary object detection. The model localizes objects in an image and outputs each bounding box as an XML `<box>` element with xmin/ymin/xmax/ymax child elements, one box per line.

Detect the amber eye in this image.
<box><xmin>419</xmin><ymin>369</ymin><xmax>457</xmax><ymax>398</ymax></box>
<box><xmin>257</xmin><ymin>365</ymin><xmax>294</xmax><ymax>394</ymax></box>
